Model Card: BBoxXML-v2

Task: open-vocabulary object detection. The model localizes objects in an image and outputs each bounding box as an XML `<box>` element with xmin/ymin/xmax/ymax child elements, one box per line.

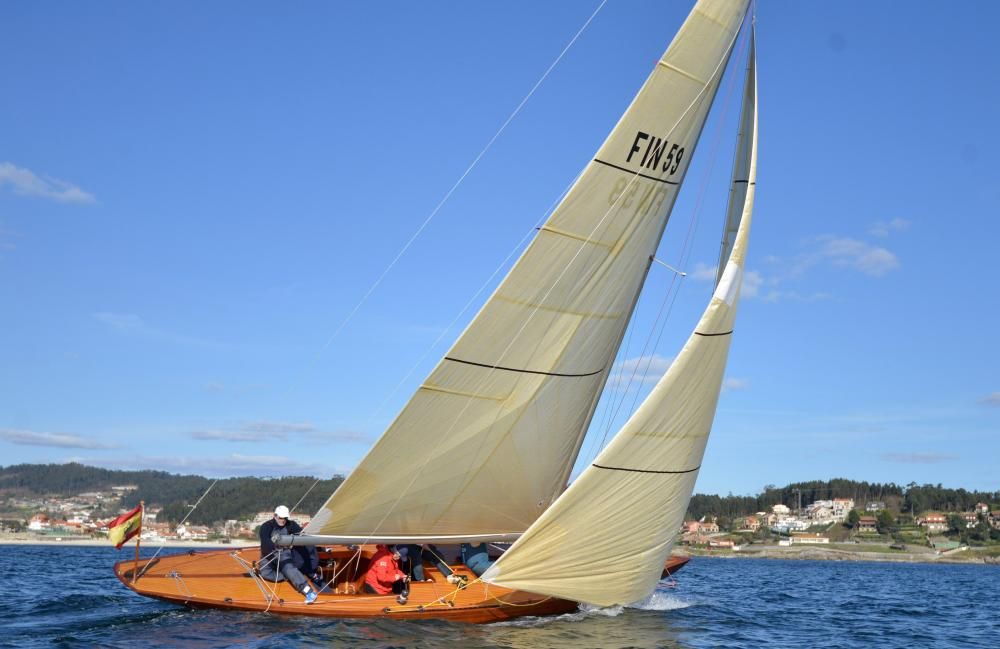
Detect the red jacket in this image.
<box><xmin>364</xmin><ymin>546</ymin><xmax>405</xmax><ymax>595</ymax></box>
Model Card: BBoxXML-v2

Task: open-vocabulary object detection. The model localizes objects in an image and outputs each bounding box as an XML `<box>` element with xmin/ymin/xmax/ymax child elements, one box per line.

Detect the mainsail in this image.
<box><xmin>482</xmin><ymin>28</ymin><xmax>758</xmax><ymax>607</ymax></box>
<box><xmin>307</xmin><ymin>0</ymin><xmax>751</xmax><ymax>541</ymax></box>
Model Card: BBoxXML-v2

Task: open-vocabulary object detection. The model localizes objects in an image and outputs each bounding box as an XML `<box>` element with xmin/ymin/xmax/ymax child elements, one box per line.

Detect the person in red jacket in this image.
<box><xmin>363</xmin><ymin>544</ymin><xmax>410</xmax><ymax>603</ymax></box>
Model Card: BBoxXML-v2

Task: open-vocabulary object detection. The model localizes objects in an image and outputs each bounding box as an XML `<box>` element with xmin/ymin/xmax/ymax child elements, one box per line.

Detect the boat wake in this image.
<box><xmin>627</xmin><ymin>589</ymin><xmax>692</xmax><ymax>612</ymax></box>
<box><xmin>493</xmin><ymin>589</ymin><xmax>691</xmax><ymax>628</ymax></box>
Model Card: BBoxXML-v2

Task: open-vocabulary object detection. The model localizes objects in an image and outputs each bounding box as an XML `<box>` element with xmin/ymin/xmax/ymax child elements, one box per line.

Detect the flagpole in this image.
<box><xmin>132</xmin><ymin>500</ymin><xmax>144</xmax><ymax>584</ymax></box>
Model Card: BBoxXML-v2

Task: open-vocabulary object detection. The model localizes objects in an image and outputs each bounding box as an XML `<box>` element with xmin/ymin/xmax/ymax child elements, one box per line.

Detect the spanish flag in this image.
<box><xmin>108</xmin><ymin>504</ymin><xmax>143</xmax><ymax>549</ymax></box>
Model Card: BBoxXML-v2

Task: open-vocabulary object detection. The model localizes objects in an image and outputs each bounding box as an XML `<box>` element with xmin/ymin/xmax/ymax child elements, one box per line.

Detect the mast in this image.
<box><xmin>307</xmin><ymin>0</ymin><xmax>752</xmax><ymax>542</ymax></box>
<box><xmin>483</xmin><ymin>22</ymin><xmax>759</xmax><ymax>607</ymax></box>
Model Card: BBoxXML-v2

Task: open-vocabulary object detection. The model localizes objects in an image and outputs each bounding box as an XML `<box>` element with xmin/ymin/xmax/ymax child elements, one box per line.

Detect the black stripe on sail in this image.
<box><xmin>444</xmin><ymin>356</ymin><xmax>603</xmax><ymax>378</ymax></box>
<box><xmin>592</xmin><ymin>159</ymin><xmax>680</xmax><ymax>185</ymax></box>
<box><xmin>592</xmin><ymin>463</ymin><xmax>701</xmax><ymax>475</ymax></box>
<box><xmin>694</xmin><ymin>330</ymin><xmax>733</xmax><ymax>337</ymax></box>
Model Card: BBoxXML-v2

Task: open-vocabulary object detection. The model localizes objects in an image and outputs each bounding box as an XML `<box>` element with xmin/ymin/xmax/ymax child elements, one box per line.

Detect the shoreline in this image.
<box><xmin>3</xmin><ymin>537</ymin><xmax>997</xmax><ymax>566</ymax></box>
<box><xmin>0</xmin><ymin>536</ymin><xmax>252</xmax><ymax>549</ymax></box>
<box><xmin>675</xmin><ymin>545</ymin><xmax>1000</xmax><ymax>565</ymax></box>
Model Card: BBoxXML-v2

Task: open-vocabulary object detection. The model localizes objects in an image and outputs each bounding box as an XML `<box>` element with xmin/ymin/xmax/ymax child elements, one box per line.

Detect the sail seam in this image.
<box><xmin>444</xmin><ymin>356</ymin><xmax>603</xmax><ymax>378</ymax></box>
<box><xmin>591</xmin><ymin>158</ymin><xmax>680</xmax><ymax>185</ymax></box>
<box><xmin>420</xmin><ymin>383</ymin><xmax>509</xmax><ymax>402</ymax></box>
<box><xmin>591</xmin><ymin>463</ymin><xmax>700</xmax><ymax>475</ymax></box>
<box><xmin>655</xmin><ymin>60</ymin><xmax>708</xmax><ymax>85</ymax></box>
<box><xmin>694</xmin><ymin>330</ymin><xmax>733</xmax><ymax>337</ymax></box>
<box><xmin>538</xmin><ymin>225</ymin><xmax>615</xmax><ymax>249</ymax></box>
<box><xmin>493</xmin><ymin>293</ymin><xmax>622</xmax><ymax>320</ymax></box>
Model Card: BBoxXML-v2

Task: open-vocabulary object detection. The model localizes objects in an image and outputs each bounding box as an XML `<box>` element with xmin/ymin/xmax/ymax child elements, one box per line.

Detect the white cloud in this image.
<box><xmin>92</xmin><ymin>312</ymin><xmax>223</xmax><ymax>349</ymax></box>
<box><xmin>816</xmin><ymin>236</ymin><xmax>900</xmax><ymax>276</ymax></box>
<box><xmin>979</xmin><ymin>392</ymin><xmax>1000</xmax><ymax>406</ymax></box>
<box><xmin>880</xmin><ymin>452</ymin><xmax>958</xmax><ymax>464</ymax></box>
<box><xmin>609</xmin><ymin>354</ymin><xmax>674</xmax><ymax>388</ymax></box>
<box><xmin>191</xmin><ymin>430</ymin><xmax>271</xmax><ymax>442</ymax></box>
<box><xmin>0</xmin><ymin>428</ymin><xmax>115</xmax><ymax>449</ymax></box>
<box><xmin>82</xmin><ymin>453</ymin><xmax>342</xmax><ymax>478</ymax></box>
<box><xmin>869</xmin><ymin>218</ymin><xmax>911</xmax><ymax>237</ymax></box>
<box><xmin>690</xmin><ymin>263</ymin><xmax>763</xmax><ymax>299</ymax></box>
<box><xmin>244</xmin><ymin>421</ymin><xmax>316</xmax><ymax>434</ymax></box>
<box><xmin>189</xmin><ymin>421</ymin><xmax>369</xmax><ymax>444</ymax></box>
<box><xmin>0</xmin><ymin>162</ymin><xmax>96</xmax><ymax>204</ymax></box>
<box><xmin>742</xmin><ymin>270</ymin><xmax>762</xmax><ymax>298</ymax></box>
<box><xmin>690</xmin><ymin>262</ymin><xmax>718</xmax><ymax>282</ymax></box>
<box><xmin>723</xmin><ymin>377</ymin><xmax>750</xmax><ymax>392</ymax></box>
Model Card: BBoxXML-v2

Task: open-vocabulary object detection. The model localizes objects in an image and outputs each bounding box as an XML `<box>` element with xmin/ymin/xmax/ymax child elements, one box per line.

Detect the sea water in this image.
<box><xmin>1</xmin><ymin>545</ymin><xmax>996</xmax><ymax>648</ymax></box>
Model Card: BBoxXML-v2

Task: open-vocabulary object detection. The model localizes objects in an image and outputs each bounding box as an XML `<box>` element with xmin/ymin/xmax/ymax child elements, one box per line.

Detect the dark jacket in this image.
<box><xmin>259</xmin><ymin>518</ymin><xmax>303</xmax><ymax>567</ymax></box>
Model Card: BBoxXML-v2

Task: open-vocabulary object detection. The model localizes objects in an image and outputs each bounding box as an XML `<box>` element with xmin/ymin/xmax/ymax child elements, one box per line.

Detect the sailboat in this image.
<box><xmin>115</xmin><ymin>0</ymin><xmax>759</xmax><ymax>622</ymax></box>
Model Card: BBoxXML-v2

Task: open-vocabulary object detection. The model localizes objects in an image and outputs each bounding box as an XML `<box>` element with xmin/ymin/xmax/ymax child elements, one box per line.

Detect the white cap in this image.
<box><xmin>274</xmin><ymin>505</ymin><xmax>290</xmax><ymax>518</ymax></box>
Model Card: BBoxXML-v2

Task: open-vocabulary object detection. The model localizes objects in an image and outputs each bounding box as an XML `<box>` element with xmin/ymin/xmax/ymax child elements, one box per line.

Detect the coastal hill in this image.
<box><xmin>2</xmin><ymin>462</ymin><xmax>996</xmax><ymax>526</ymax></box>
<box><xmin>0</xmin><ymin>463</ymin><xmax>343</xmax><ymax>525</ymax></box>
<box><xmin>687</xmin><ymin>479</ymin><xmax>999</xmax><ymax>523</ymax></box>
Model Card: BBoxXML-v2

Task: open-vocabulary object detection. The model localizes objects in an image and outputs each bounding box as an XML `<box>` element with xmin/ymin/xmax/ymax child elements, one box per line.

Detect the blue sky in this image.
<box><xmin>1</xmin><ymin>1</ymin><xmax>997</xmax><ymax>497</ymax></box>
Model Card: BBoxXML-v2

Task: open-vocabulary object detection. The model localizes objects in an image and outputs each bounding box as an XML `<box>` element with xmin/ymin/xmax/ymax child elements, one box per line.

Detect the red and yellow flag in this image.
<box><xmin>108</xmin><ymin>504</ymin><xmax>142</xmax><ymax>549</ymax></box>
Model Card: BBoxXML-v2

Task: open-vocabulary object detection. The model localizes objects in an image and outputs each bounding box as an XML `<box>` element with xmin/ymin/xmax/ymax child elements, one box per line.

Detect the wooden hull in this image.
<box><xmin>114</xmin><ymin>545</ymin><xmax>576</xmax><ymax>623</ymax></box>
<box><xmin>662</xmin><ymin>554</ymin><xmax>689</xmax><ymax>577</ymax></box>
<box><xmin>114</xmin><ymin>545</ymin><xmax>690</xmax><ymax>623</ymax></box>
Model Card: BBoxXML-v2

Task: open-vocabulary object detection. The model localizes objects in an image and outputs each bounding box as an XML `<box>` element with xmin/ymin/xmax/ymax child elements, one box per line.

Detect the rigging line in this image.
<box><xmin>355</xmin><ymin>4</ymin><xmax>749</xmax><ymax>543</ymax></box>
<box><xmin>623</xmin><ymin>21</ymin><xmax>751</xmax><ymax>433</ymax></box>
<box><xmin>366</xmin><ymin>169</ymin><xmax>583</xmax><ymax>425</ymax></box>
<box><xmin>357</xmin><ymin>166</ymin><xmax>646</xmax><ymax>547</ymax></box>
<box><xmin>592</xmin><ymin>13</ymin><xmax>752</xmax><ymax>454</ymax></box>
<box><xmin>139</xmin><ymin>479</ymin><xmax>218</xmax><ymax>576</ymax></box>
<box><xmin>440</xmin><ymin>14</ymin><xmax>754</xmax><ymax>506</ymax></box>
<box><xmin>286</xmin><ymin>0</ymin><xmax>610</xmax><ymax>399</ymax></box>
<box><xmin>291</xmin><ymin>478</ymin><xmax>321</xmax><ymax>514</ymax></box>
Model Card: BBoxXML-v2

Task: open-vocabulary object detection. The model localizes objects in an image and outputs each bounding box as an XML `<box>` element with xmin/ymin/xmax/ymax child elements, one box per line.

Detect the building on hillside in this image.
<box><xmin>974</xmin><ymin>502</ymin><xmax>990</xmax><ymax>515</ymax></box>
<box><xmin>708</xmin><ymin>539</ymin><xmax>735</xmax><ymax>549</ymax></box>
<box><xmin>790</xmin><ymin>533</ymin><xmax>830</xmax><ymax>544</ymax></box>
<box><xmin>252</xmin><ymin>511</ymin><xmax>274</xmax><ymax>526</ymax></box>
<box><xmin>683</xmin><ymin>521</ymin><xmax>700</xmax><ymax>534</ymax></box>
<box><xmin>917</xmin><ymin>513</ymin><xmax>947</xmax><ymax>533</ymax></box>
<box><xmin>27</xmin><ymin>514</ymin><xmax>50</xmax><ymax>531</ymax></box>
<box><xmin>832</xmin><ymin>498</ymin><xmax>854</xmax><ymax>521</ymax></box>
<box><xmin>772</xmin><ymin>504</ymin><xmax>791</xmax><ymax>517</ymax></box>
<box><xmin>699</xmin><ymin>520</ymin><xmax>720</xmax><ymax>534</ymax></box>
<box><xmin>990</xmin><ymin>511</ymin><xmax>1000</xmax><ymax>530</ymax></box>
<box><xmin>857</xmin><ymin>516</ymin><xmax>878</xmax><ymax>533</ymax></box>
<box><xmin>865</xmin><ymin>501</ymin><xmax>885</xmax><ymax>513</ymax></box>
<box><xmin>961</xmin><ymin>512</ymin><xmax>978</xmax><ymax>529</ymax></box>
<box><xmin>806</xmin><ymin>503</ymin><xmax>834</xmax><ymax>523</ymax></box>
<box><xmin>737</xmin><ymin>515</ymin><xmax>760</xmax><ymax>532</ymax></box>
<box><xmin>772</xmin><ymin>518</ymin><xmax>810</xmax><ymax>534</ymax></box>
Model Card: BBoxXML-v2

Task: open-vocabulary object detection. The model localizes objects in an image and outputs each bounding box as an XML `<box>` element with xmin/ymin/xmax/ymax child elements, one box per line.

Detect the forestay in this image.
<box><xmin>307</xmin><ymin>0</ymin><xmax>751</xmax><ymax>540</ymax></box>
<box><xmin>482</xmin><ymin>28</ymin><xmax>758</xmax><ymax>606</ymax></box>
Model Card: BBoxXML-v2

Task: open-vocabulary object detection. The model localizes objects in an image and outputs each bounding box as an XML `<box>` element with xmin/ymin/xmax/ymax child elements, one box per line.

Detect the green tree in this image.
<box><xmin>947</xmin><ymin>513</ymin><xmax>966</xmax><ymax>535</ymax></box>
<box><xmin>846</xmin><ymin>509</ymin><xmax>860</xmax><ymax>529</ymax></box>
<box><xmin>876</xmin><ymin>509</ymin><xmax>896</xmax><ymax>534</ymax></box>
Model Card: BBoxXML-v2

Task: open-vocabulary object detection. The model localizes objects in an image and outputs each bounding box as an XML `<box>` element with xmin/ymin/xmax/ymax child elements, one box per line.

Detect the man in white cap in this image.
<box><xmin>257</xmin><ymin>505</ymin><xmax>318</xmax><ymax>604</ymax></box>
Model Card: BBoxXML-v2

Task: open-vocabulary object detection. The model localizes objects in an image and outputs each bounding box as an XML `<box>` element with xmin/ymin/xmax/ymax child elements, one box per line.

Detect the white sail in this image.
<box><xmin>308</xmin><ymin>0</ymin><xmax>750</xmax><ymax>540</ymax></box>
<box><xmin>482</xmin><ymin>30</ymin><xmax>758</xmax><ymax>607</ymax></box>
